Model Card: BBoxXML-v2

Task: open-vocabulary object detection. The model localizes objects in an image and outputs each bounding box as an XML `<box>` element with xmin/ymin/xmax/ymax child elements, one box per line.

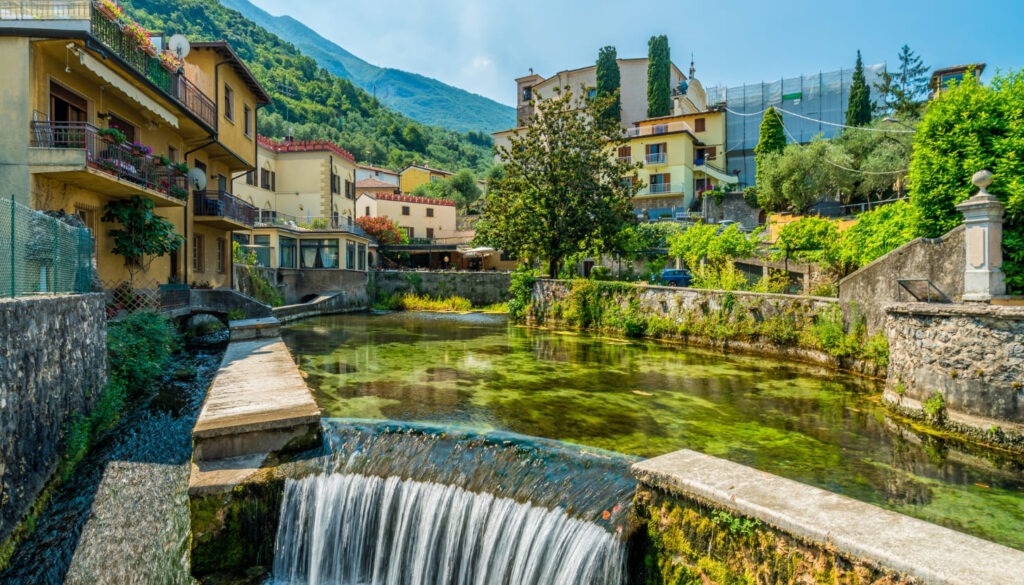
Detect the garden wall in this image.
<box><xmin>704</xmin><ymin>192</ymin><xmax>761</xmax><ymax>230</ymax></box>
<box><xmin>0</xmin><ymin>294</ymin><xmax>106</xmax><ymax>546</ymax></box>
<box><xmin>632</xmin><ymin>449</ymin><xmax>1024</xmax><ymax>584</ymax></box>
<box><xmin>884</xmin><ymin>302</ymin><xmax>1024</xmax><ymax>450</ymax></box>
<box><xmin>369</xmin><ymin>270</ymin><xmax>511</xmax><ymax>306</ymax></box>
<box><xmin>528</xmin><ymin>279</ymin><xmax>886</xmax><ymax>375</ymax></box>
<box><xmin>839</xmin><ymin>226</ymin><xmax>965</xmax><ymax>333</ymax></box>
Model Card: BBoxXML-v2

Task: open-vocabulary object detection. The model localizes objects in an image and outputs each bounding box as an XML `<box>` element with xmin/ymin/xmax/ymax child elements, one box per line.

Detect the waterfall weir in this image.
<box><xmin>268</xmin><ymin>420</ymin><xmax>636</xmax><ymax>584</ymax></box>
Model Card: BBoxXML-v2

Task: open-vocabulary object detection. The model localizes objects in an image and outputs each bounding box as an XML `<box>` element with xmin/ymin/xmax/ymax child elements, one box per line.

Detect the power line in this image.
<box><xmin>823</xmin><ymin>158</ymin><xmax>909</xmax><ymax>175</ymax></box>
<box><xmin>722</xmin><ymin>106</ymin><xmax>916</xmax><ymax>133</ymax></box>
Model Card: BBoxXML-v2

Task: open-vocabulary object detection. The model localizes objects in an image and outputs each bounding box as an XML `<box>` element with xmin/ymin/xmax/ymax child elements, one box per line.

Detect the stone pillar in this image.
<box><xmin>956</xmin><ymin>170</ymin><xmax>1005</xmax><ymax>302</ymax></box>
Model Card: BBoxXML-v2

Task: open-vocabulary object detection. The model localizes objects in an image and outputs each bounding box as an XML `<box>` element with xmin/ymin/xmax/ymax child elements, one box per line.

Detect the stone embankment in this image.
<box><xmin>370</xmin><ymin>270</ymin><xmax>511</xmax><ymax>306</ymax></box>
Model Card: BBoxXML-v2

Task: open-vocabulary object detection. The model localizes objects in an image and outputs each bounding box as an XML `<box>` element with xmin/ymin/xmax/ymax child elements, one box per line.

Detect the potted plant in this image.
<box><xmin>97</xmin><ymin>127</ymin><xmax>127</xmax><ymax>145</ymax></box>
<box><xmin>95</xmin><ymin>0</ymin><xmax>124</xmax><ymax>22</ymax></box>
<box><xmin>171</xmin><ymin>162</ymin><xmax>188</xmax><ymax>175</ymax></box>
<box><xmin>129</xmin><ymin>141</ymin><xmax>152</xmax><ymax>158</ymax></box>
<box><xmin>158</xmin><ymin>51</ymin><xmax>183</xmax><ymax>73</ymax></box>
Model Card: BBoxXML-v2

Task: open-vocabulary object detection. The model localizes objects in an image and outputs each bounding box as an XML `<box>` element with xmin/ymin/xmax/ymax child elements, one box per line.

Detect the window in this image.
<box><xmin>365</xmin><ymin>206</ymin><xmax>370</xmax><ymax>216</ymax></box>
<box><xmin>357</xmin><ymin>244</ymin><xmax>366</xmax><ymax>270</ymax></box>
<box><xmin>426</xmin><ymin>208</ymin><xmax>434</xmax><ymax>218</ymax></box>
<box><xmin>645</xmin><ymin>143</ymin><xmax>666</xmax><ymax>164</ymax></box>
<box><xmin>107</xmin><ymin>113</ymin><xmax>135</xmax><ymax>143</ymax></box>
<box><xmin>260</xmin><ymin>168</ymin><xmax>276</xmax><ymax>191</ymax></box>
<box><xmin>246</xmin><ymin>170</ymin><xmax>256</xmax><ymax>185</ymax></box>
<box><xmin>695</xmin><ymin>147</ymin><xmax>717</xmax><ymax>164</ymax></box>
<box><xmin>649</xmin><ymin>173</ymin><xmax>671</xmax><ymax>194</ymax></box>
<box><xmin>168</xmin><ymin>146</ymin><xmax>179</xmax><ymax>164</ymax></box>
<box><xmin>617</xmin><ymin>146</ymin><xmax>631</xmax><ymax>163</ymax></box>
<box><xmin>224</xmin><ymin>84</ymin><xmax>234</xmax><ymax>122</ymax></box>
<box><xmin>217</xmin><ymin>174</ymin><xmax>228</xmax><ymax>192</ymax></box>
<box><xmin>74</xmin><ymin>205</ymin><xmax>97</xmax><ymax>253</ymax></box>
<box><xmin>346</xmin><ymin>241</ymin><xmax>356</xmax><ymax>269</ymax></box>
<box><xmin>404</xmin><ymin>227</ymin><xmax>414</xmax><ymax>239</ymax></box>
<box><xmin>243</xmin><ymin>105</ymin><xmax>252</xmax><ymax>137</ymax></box>
<box><xmin>192</xmin><ymin>235</ymin><xmax>205</xmax><ymax>273</ymax></box>
<box><xmin>401</xmin><ymin>206</ymin><xmax>410</xmax><ymax>216</ymax></box>
<box><xmin>216</xmin><ymin>238</ymin><xmax>225</xmax><ymax>273</ymax></box>
<box><xmin>521</xmin><ymin>86</ymin><xmax>532</xmax><ymax>102</ymax></box>
<box><xmin>279</xmin><ymin>236</ymin><xmax>297</xmax><ymax>268</ymax></box>
<box><xmin>426</xmin><ymin>227</ymin><xmax>434</xmax><ymax>239</ymax></box>
<box><xmin>331</xmin><ymin>171</ymin><xmax>340</xmax><ymax>194</ymax></box>
<box><xmin>253</xmin><ymin>235</ymin><xmax>271</xmax><ymax>267</ymax></box>
<box><xmin>653</xmin><ymin>124</ymin><xmax>668</xmax><ymax>134</ymax></box>
<box><xmin>345</xmin><ymin>180</ymin><xmax>354</xmax><ymax>199</ymax></box>
<box><xmin>694</xmin><ymin>118</ymin><xmax>706</xmax><ymax>132</ymax></box>
<box><xmin>299</xmin><ymin>239</ymin><xmax>340</xmax><ymax>268</ymax></box>
<box><xmin>49</xmin><ymin>81</ymin><xmax>87</xmax><ymax>124</ymax></box>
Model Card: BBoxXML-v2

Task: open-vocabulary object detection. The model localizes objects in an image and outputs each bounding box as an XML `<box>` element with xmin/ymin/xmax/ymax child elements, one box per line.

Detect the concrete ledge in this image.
<box><xmin>192</xmin><ymin>337</ymin><xmax>320</xmax><ymax>461</ymax></box>
<box><xmin>633</xmin><ymin>449</ymin><xmax>1024</xmax><ymax>585</ymax></box>
<box><xmin>228</xmin><ymin>317</ymin><xmax>280</xmax><ymax>341</ymax></box>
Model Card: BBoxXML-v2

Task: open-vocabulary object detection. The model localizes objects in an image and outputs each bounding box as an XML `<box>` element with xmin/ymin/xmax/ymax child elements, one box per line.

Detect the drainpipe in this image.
<box><xmin>183</xmin><ymin>140</ymin><xmax>217</xmax><ymax>286</ymax></box>
<box><xmin>329</xmin><ymin>154</ymin><xmax>334</xmax><ymax>228</ymax></box>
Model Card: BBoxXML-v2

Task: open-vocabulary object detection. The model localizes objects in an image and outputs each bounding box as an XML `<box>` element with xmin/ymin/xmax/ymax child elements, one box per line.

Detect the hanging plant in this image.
<box><xmin>158</xmin><ymin>51</ymin><xmax>184</xmax><ymax>72</ymax></box>
<box><xmin>97</xmin><ymin>127</ymin><xmax>127</xmax><ymax>145</ymax></box>
<box><xmin>129</xmin><ymin>141</ymin><xmax>152</xmax><ymax>158</ymax></box>
<box><xmin>95</xmin><ymin>0</ymin><xmax>125</xmax><ymax>21</ymax></box>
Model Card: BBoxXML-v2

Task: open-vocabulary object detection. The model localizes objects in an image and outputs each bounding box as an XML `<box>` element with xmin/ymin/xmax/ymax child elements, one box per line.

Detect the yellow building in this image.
<box><xmin>356</xmin><ymin>192</ymin><xmax>457</xmax><ymax>242</ymax></box>
<box><xmin>398</xmin><ymin>164</ymin><xmax>452</xmax><ymax>194</ymax></box>
<box><xmin>0</xmin><ymin>5</ymin><xmax>269</xmax><ymax>292</ymax></box>
<box><xmin>232</xmin><ymin>136</ymin><xmax>370</xmax><ymax>271</ymax></box>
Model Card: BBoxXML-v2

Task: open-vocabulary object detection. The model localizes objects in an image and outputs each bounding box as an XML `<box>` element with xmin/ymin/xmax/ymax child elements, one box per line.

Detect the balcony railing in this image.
<box><xmin>255</xmin><ymin>210</ymin><xmax>368</xmax><ymax>237</ymax></box>
<box><xmin>1</xmin><ymin>3</ymin><xmax>217</xmax><ymax>129</ymax></box>
<box><xmin>194</xmin><ymin>190</ymin><xmax>257</xmax><ymax>226</ymax></box>
<box><xmin>626</xmin><ymin>121</ymin><xmax>693</xmax><ymax>138</ymax></box>
<box><xmin>31</xmin><ymin>121</ymin><xmax>188</xmax><ymax>200</ymax></box>
<box><xmin>644</xmin><ymin>152</ymin><xmax>666</xmax><ymax>165</ymax></box>
<box><xmin>617</xmin><ymin>155</ymin><xmax>632</xmax><ymax>164</ymax></box>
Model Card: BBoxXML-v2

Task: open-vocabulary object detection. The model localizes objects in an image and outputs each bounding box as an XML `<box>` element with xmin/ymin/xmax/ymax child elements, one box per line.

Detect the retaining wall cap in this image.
<box><xmin>632</xmin><ymin>449</ymin><xmax>1024</xmax><ymax>585</ymax></box>
<box><xmin>886</xmin><ymin>301</ymin><xmax>1024</xmax><ymax>319</ymax></box>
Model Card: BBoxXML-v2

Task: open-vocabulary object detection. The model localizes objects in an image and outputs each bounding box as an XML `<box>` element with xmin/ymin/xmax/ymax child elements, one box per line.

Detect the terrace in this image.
<box><xmin>194</xmin><ymin>190</ymin><xmax>257</xmax><ymax>230</ymax></box>
<box><xmin>254</xmin><ymin>210</ymin><xmax>369</xmax><ymax>238</ymax></box>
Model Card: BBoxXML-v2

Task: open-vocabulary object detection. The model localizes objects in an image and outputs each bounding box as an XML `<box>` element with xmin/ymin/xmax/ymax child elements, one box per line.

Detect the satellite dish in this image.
<box><xmin>168</xmin><ymin>34</ymin><xmax>191</xmax><ymax>59</ymax></box>
<box><xmin>187</xmin><ymin>167</ymin><xmax>207</xmax><ymax>191</ymax></box>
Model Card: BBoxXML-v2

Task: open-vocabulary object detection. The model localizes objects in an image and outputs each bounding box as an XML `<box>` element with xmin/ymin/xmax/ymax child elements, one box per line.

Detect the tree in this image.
<box><xmin>101</xmin><ymin>196</ymin><xmax>183</xmax><ymax>288</ymax></box>
<box><xmin>772</xmin><ymin>217</ymin><xmax>839</xmax><ymax>269</ymax></box>
<box><xmin>846</xmin><ymin>50</ymin><xmax>872</xmax><ymax>127</ymax></box>
<box><xmin>448</xmin><ymin>169</ymin><xmax>483</xmax><ymax>212</ymax></box>
<box><xmin>874</xmin><ymin>45</ymin><xmax>929</xmax><ymax>118</ymax></box>
<box><xmin>646</xmin><ymin>35</ymin><xmax>671</xmax><ymax>118</ymax></box>
<box><xmin>475</xmin><ymin>87</ymin><xmax>639</xmax><ymax>278</ymax></box>
<box><xmin>355</xmin><ymin>215</ymin><xmax>408</xmax><ymax>246</ymax></box>
<box><xmin>752</xmin><ymin>106</ymin><xmax>786</xmax><ymax>204</ymax></box>
<box><xmin>667</xmin><ymin>223</ymin><xmax>759</xmax><ymax>271</ymax></box>
<box><xmin>756</xmin><ymin>139</ymin><xmax>852</xmax><ymax>213</ymax></box>
<box><xmin>832</xmin><ymin>200</ymin><xmax>918</xmax><ymax>275</ymax></box>
<box><xmin>595</xmin><ymin>46</ymin><xmax>621</xmax><ymax>126</ymax></box>
<box><xmin>616</xmin><ymin>222</ymin><xmax>681</xmax><ymax>261</ymax></box>
<box><xmin>908</xmin><ymin>69</ymin><xmax>1024</xmax><ymax>291</ymax></box>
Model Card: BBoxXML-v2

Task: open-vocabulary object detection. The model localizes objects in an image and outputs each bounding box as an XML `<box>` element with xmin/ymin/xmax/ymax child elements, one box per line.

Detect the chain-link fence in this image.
<box><xmin>1</xmin><ymin>196</ymin><xmax>94</xmax><ymax>298</ymax></box>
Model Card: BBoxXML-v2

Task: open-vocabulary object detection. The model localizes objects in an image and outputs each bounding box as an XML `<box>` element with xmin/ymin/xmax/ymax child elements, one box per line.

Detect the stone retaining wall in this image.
<box><xmin>0</xmin><ymin>294</ymin><xmax>106</xmax><ymax>545</ymax></box>
<box><xmin>884</xmin><ymin>302</ymin><xmax>1024</xmax><ymax>445</ymax></box>
<box><xmin>369</xmin><ymin>270</ymin><xmax>511</xmax><ymax>306</ymax></box>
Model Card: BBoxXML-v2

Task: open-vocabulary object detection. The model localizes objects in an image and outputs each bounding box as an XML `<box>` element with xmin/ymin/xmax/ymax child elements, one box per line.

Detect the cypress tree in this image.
<box><xmin>595</xmin><ymin>46</ymin><xmax>621</xmax><ymax>125</ymax></box>
<box><xmin>647</xmin><ymin>35</ymin><xmax>671</xmax><ymax>118</ymax></box>
<box><xmin>846</xmin><ymin>50</ymin><xmax>872</xmax><ymax>127</ymax></box>
<box><xmin>753</xmin><ymin>106</ymin><xmax>786</xmax><ymax>190</ymax></box>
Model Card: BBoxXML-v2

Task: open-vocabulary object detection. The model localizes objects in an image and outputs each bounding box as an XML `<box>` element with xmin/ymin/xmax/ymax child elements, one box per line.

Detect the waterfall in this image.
<box><xmin>272</xmin><ymin>473</ymin><xmax>627</xmax><ymax>585</ymax></box>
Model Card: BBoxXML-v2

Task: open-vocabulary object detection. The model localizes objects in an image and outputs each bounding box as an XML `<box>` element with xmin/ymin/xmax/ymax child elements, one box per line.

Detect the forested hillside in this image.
<box><xmin>121</xmin><ymin>0</ymin><xmax>493</xmax><ymax>171</ymax></box>
<box><xmin>219</xmin><ymin>0</ymin><xmax>515</xmax><ymax>134</ymax></box>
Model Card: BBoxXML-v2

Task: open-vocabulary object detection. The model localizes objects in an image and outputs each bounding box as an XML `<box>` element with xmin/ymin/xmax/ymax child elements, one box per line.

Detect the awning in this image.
<box><xmin>459</xmin><ymin>246</ymin><xmax>495</xmax><ymax>258</ymax></box>
<box><xmin>78</xmin><ymin>50</ymin><xmax>179</xmax><ymax>129</ymax></box>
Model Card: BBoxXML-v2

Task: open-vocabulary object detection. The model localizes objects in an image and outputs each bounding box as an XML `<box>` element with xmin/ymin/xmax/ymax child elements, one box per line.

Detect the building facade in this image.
<box><xmin>398</xmin><ymin>164</ymin><xmax>452</xmax><ymax>194</ymax></box>
<box><xmin>356</xmin><ymin>192</ymin><xmax>457</xmax><ymax>242</ymax></box>
<box><xmin>355</xmin><ymin>164</ymin><xmax>400</xmax><ymax>186</ymax></box>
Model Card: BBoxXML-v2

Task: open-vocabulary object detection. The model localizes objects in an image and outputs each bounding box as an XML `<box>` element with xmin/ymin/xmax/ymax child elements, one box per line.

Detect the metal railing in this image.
<box><xmin>617</xmin><ymin>155</ymin><xmax>632</xmax><ymax>164</ymax></box>
<box><xmin>194</xmin><ymin>190</ymin><xmax>257</xmax><ymax>226</ymax></box>
<box><xmin>1</xmin><ymin>196</ymin><xmax>93</xmax><ymax>298</ymax></box>
<box><xmin>0</xmin><ymin>2</ymin><xmax>218</xmax><ymax>129</ymax></box>
<box><xmin>0</xmin><ymin>0</ymin><xmax>91</xmax><ymax>19</ymax></box>
<box><xmin>626</xmin><ymin>121</ymin><xmax>693</xmax><ymax>138</ymax></box>
<box><xmin>31</xmin><ymin>121</ymin><xmax>188</xmax><ymax>201</ymax></box>
<box><xmin>644</xmin><ymin>153</ymin><xmax>666</xmax><ymax>164</ymax></box>
<box><xmin>254</xmin><ymin>209</ymin><xmax>368</xmax><ymax>237</ymax></box>
<box><xmin>635</xmin><ymin>183</ymin><xmax>680</xmax><ymax>196</ymax></box>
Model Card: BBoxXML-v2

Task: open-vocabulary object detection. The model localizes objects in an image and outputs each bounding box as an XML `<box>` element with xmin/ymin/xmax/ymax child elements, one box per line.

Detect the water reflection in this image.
<box><xmin>282</xmin><ymin>311</ymin><xmax>1024</xmax><ymax>550</ymax></box>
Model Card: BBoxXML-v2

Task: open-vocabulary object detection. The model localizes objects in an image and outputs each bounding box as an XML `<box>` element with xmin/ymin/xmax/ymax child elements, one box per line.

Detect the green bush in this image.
<box><xmin>108</xmin><ymin>310</ymin><xmax>178</xmax><ymax>398</ymax></box>
<box><xmin>507</xmin><ymin>266</ymin><xmax>537</xmax><ymax>322</ymax></box>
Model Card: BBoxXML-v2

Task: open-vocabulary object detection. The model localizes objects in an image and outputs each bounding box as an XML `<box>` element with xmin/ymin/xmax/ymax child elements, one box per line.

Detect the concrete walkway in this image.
<box><xmin>191</xmin><ymin>320</ymin><xmax>320</xmax><ymax>465</ymax></box>
<box><xmin>634</xmin><ymin>449</ymin><xmax>1024</xmax><ymax>585</ymax></box>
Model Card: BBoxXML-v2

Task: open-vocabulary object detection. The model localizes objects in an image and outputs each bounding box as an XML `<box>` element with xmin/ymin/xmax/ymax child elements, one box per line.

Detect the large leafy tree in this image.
<box><xmin>595</xmin><ymin>46</ymin><xmax>621</xmax><ymax>126</ymax></box>
<box><xmin>646</xmin><ymin>35</ymin><xmax>671</xmax><ymax>118</ymax></box>
<box><xmin>101</xmin><ymin>196</ymin><xmax>183</xmax><ymax>288</ymax></box>
<box><xmin>908</xmin><ymin>69</ymin><xmax>1024</xmax><ymax>292</ymax></box>
<box><xmin>476</xmin><ymin>87</ymin><xmax>639</xmax><ymax>277</ymax></box>
<box><xmin>756</xmin><ymin>140</ymin><xmax>853</xmax><ymax>213</ymax></box>
<box><xmin>874</xmin><ymin>45</ymin><xmax>929</xmax><ymax>119</ymax></box>
<box><xmin>846</xmin><ymin>50</ymin><xmax>872</xmax><ymax>127</ymax></box>
<box><xmin>410</xmin><ymin>169</ymin><xmax>482</xmax><ymax>212</ymax></box>
<box><xmin>667</xmin><ymin>223</ymin><xmax>758</xmax><ymax>271</ymax></box>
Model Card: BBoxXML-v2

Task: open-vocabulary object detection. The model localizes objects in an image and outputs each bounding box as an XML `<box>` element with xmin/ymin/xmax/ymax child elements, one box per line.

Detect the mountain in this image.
<box><xmin>219</xmin><ymin>0</ymin><xmax>515</xmax><ymax>134</ymax></box>
<box><xmin>122</xmin><ymin>0</ymin><xmax>493</xmax><ymax>172</ymax></box>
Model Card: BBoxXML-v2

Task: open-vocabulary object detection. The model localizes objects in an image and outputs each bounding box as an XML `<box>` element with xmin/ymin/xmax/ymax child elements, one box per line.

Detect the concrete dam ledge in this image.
<box><xmin>633</xmin><ymin>449</ymin><xmax>1024</xmax><ymax>585</ymax></box>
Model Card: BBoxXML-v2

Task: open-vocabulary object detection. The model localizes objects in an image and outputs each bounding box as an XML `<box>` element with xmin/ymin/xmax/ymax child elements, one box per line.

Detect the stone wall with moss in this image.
<box><xmin>369</xmin><ymin>270</ymin><xmax>511</xmax><ymax>306</ymax></box>
<box><xmin>884</xmin><ymin>302</ymin><xmax>1024</xmax><ymax>452</ymax></box>
<box><xmin>632</xmin><ymin>486</ymin><xmax>910</xmax><ymax>585</ymax></box>
<box><xmin>528</xmin><ymin>279</ymin><xmax>888</xmax><ymax>376</ymax></box>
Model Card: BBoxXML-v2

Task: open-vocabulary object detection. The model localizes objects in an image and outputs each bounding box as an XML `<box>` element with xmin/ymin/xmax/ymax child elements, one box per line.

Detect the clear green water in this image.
<box><xmin>282</xmin><ymin>311</ymin><xmax>1024</xmax><ymax>550</ymax></box>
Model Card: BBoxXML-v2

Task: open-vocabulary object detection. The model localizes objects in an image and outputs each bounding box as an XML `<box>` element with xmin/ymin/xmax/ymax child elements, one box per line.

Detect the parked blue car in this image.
<box><xmin>653</xmin><ymin>268</ymin><xmax>692</xmax><ymax>287</ymax></box>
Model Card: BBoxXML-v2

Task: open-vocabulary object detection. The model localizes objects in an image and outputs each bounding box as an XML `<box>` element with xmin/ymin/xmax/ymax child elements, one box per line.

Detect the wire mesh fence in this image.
<box><xmin>1</xmin><ymin>196</ymin><xmax>93</xmax><ymax>298</ymax></box>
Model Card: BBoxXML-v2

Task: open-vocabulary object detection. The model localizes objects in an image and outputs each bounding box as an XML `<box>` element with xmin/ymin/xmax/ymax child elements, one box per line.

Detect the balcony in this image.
<box><xmin>644</xmin><ymin>152</ymin><xmax>666</xmax><ymax>165</ymax></box>
<box><xmin>635</xmin><ymin>182</ymin><xmax>683</xmax><ymax>197</ymax></box>
<box><xmin>617</xmin><ymin>155</ymin><xmax>632</xmax><ymax>164</ymax></box>
<box><xmin>626</xmin><ymin>121</ymin><xmax>693</xmax><ymax>138</ymax></box>
<box><xmin>194</xmin><ymin>190</ymin><xmax>257</xmax><ymax>230</ymax></box>
<box><xmin>1</xmin><ymin>2</ymin><xmax>216</xmax><ymax>130</ymax></box>
<box><xmin>254</xmin><ymin>210</ymin><xmax>369</xmax><ymax>238</ymax></box>
<box><xmin>30</xmin><ymin>121</ymin><xmax>187</xmax><ymax>206</ymax></box>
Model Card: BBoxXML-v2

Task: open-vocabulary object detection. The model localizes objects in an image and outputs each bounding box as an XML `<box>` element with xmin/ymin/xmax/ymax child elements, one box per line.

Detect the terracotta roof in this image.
<box><xmin>190</xmin><ymin>42</ymin><xmax>271</xmax><ymax>104</ymax></box>
<box><xmin>375</xmin><ymin>192</ymin><xmax>456</xmax><ymax>207</ymax></box>
<box><xmin>356</xmin><ymin>178</ymin><xmax>397</xmax><ymax>190</ymax></box>
<box><xmin>258</xmin><ymin>136</ymin><xmax>355</xmax><ymax>163</ymax></box>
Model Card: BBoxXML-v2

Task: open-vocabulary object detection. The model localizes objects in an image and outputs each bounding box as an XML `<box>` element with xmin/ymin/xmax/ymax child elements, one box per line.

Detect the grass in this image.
<box><xmin>375</xmin><ymin>292</ymin><xmax>474</xmax><ymax>312</ymax></box>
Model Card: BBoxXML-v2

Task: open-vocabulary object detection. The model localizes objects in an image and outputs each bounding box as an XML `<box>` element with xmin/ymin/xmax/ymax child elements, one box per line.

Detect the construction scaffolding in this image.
<box><xmin>706</xmin><ymin>63</ymin><xmax>886</xmax><ymax>187</ymax></box>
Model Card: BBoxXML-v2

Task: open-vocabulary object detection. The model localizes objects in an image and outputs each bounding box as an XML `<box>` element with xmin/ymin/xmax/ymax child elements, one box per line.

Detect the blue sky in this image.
<box><xmin>249</xmin><ymin>0</ymin><xmax>1024</xmax><ymax>107</ymax></box>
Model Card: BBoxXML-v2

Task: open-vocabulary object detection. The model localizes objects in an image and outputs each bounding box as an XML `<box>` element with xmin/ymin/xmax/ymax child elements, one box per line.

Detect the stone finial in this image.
<box><xmin>972</xmin><ymin>170</ymin><xmax>993</xmax><ymax>193</ymax></box>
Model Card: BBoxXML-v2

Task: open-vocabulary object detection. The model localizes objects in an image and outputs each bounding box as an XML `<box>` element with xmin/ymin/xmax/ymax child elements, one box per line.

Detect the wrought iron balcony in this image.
<box><xmin>254</xmin><ymin>209</ymin><xmax>368</xmax><ymax>237</ymax></box>
<box><xmin>644</xmin><ymin>153</ymin><xmax>666</xmax><ymax>165</ymax></box>
<box><xmin>194</xmin><ymin>190</ymin><xmax>257</xmax><ymax>227</ymax></box>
